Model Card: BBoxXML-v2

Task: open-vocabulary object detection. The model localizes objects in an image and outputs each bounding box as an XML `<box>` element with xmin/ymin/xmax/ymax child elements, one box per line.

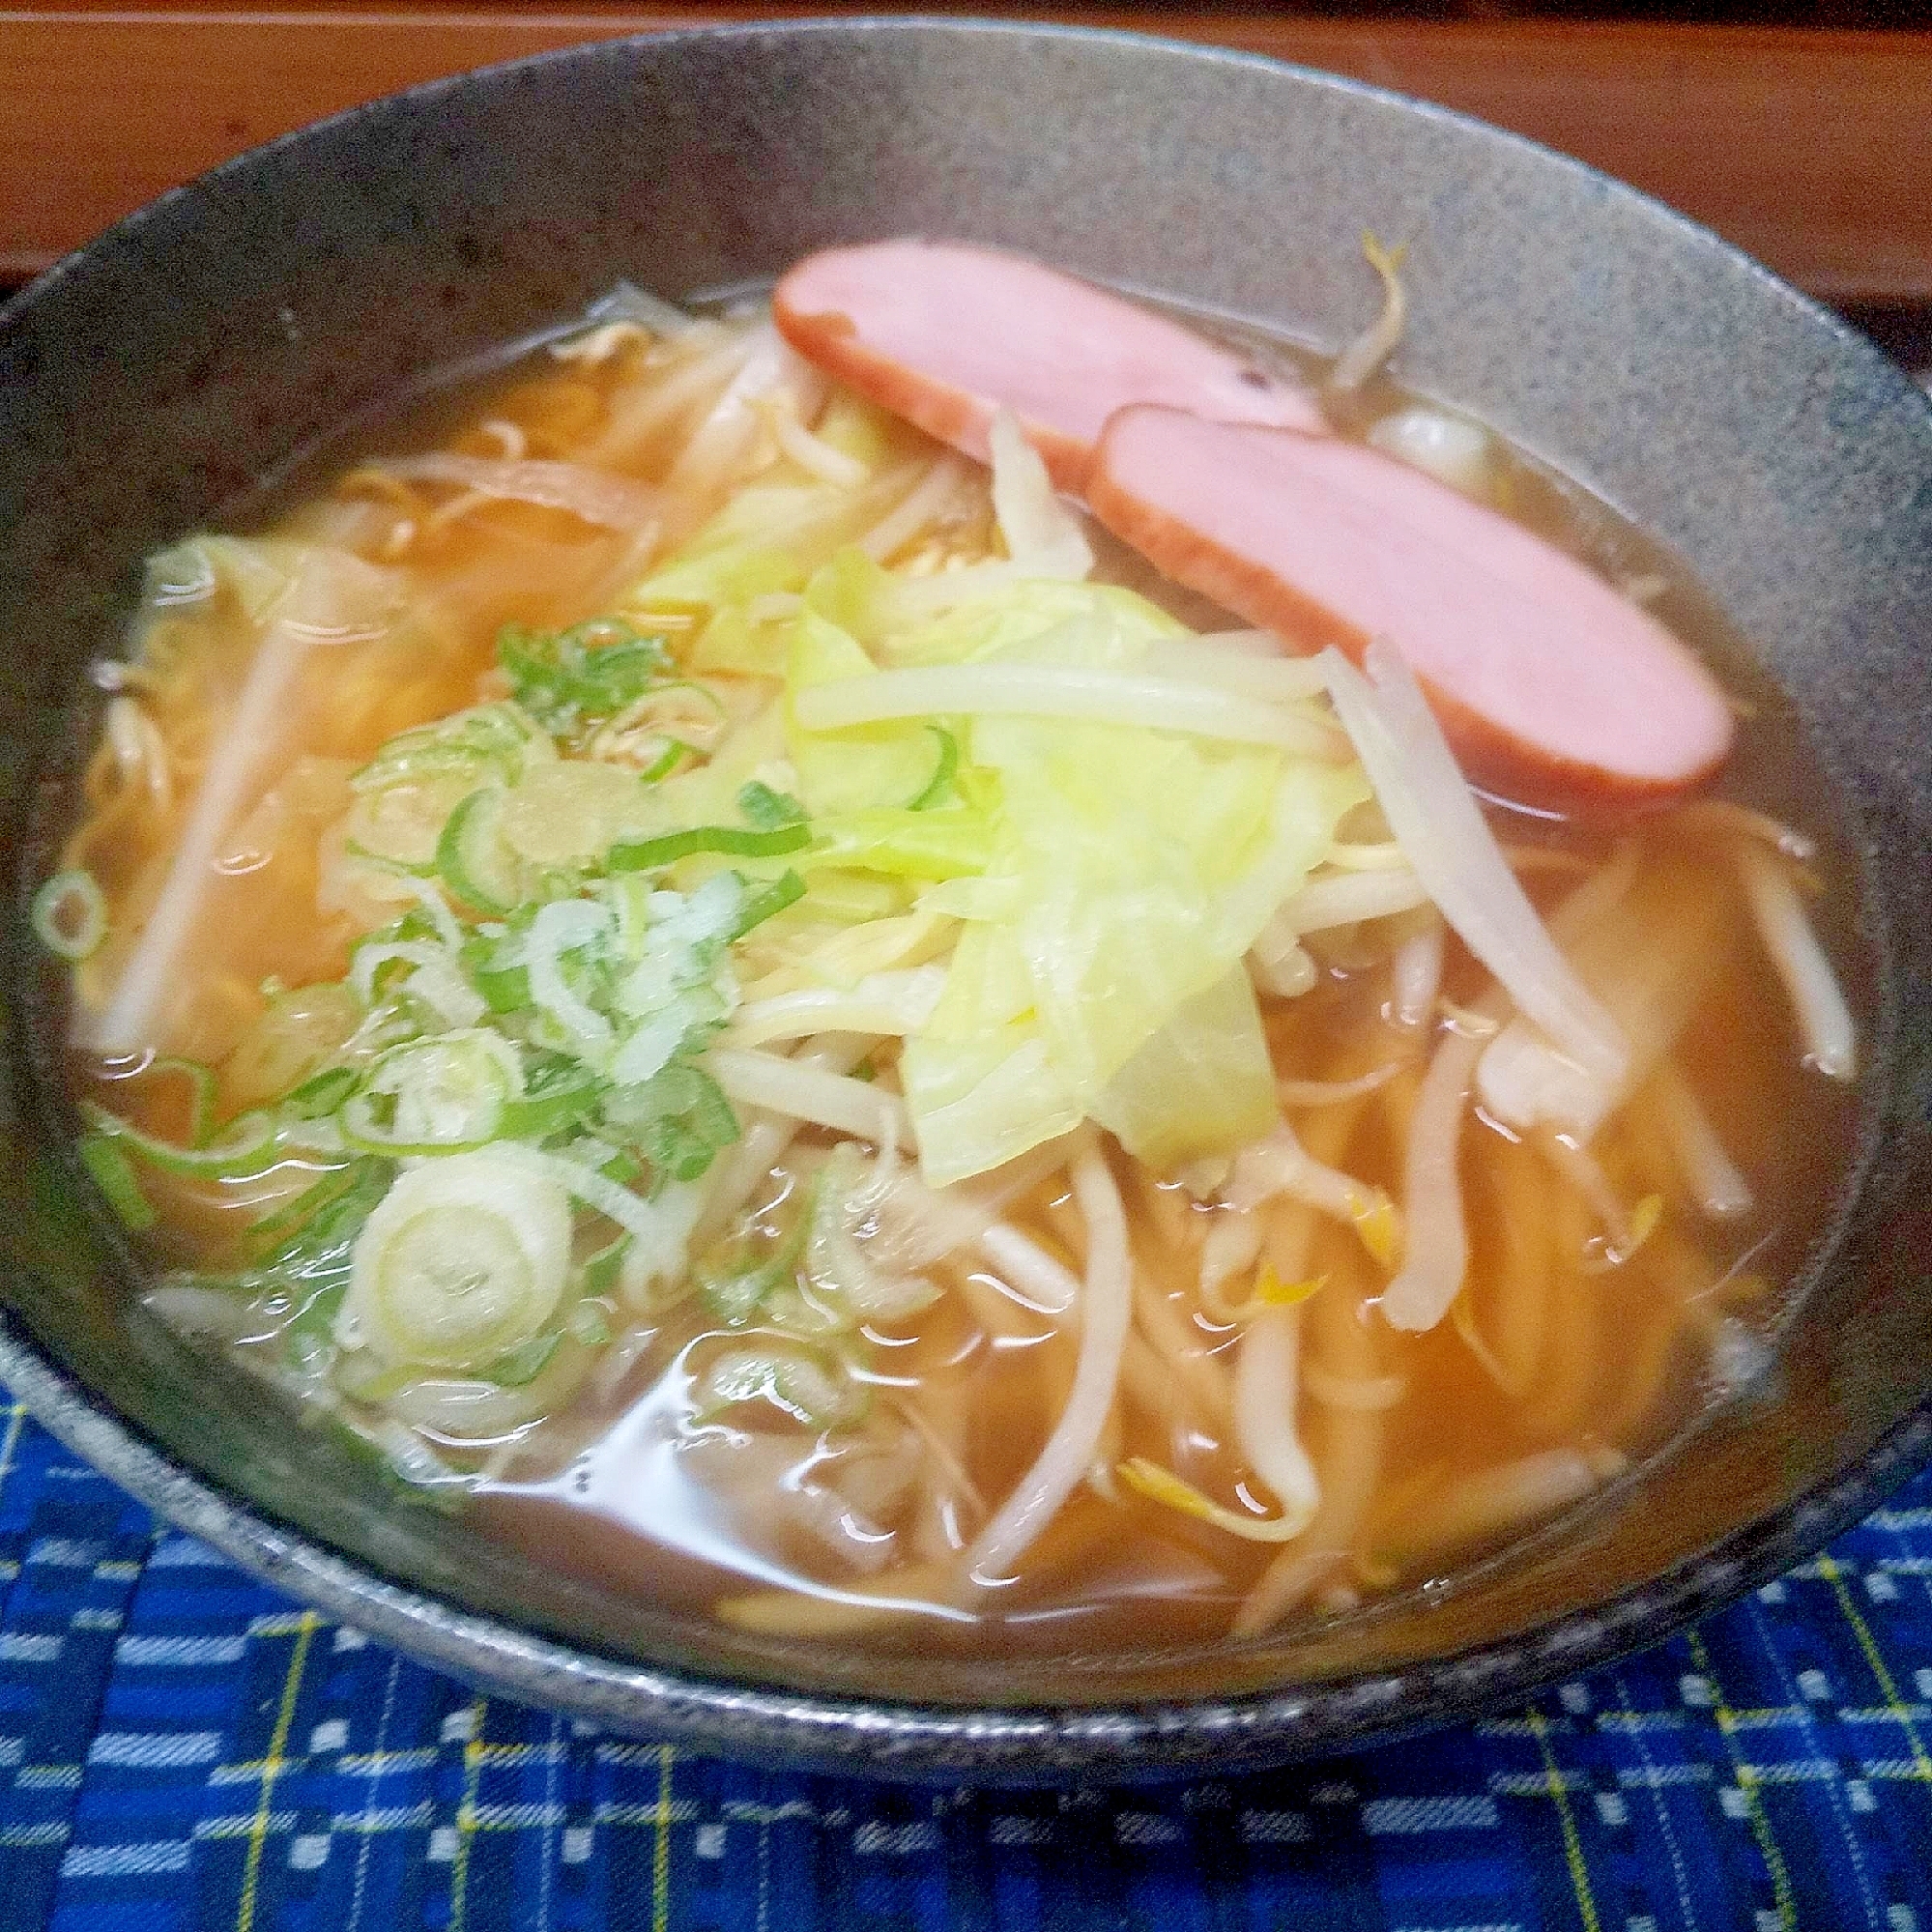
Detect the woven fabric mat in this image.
<box><xmin>1</xmin><ymin>1393</ymin><xmax>1927</xmax><ymax>1931</ymax></box>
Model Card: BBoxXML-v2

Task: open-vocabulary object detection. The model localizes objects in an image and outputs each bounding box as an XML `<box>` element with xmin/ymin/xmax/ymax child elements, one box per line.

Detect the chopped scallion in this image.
<box><xmin>606</xmin><ymin>822</ymin><xmax>811</xmax><ymax>872</ymax></box>
<box><xmin>729</xmin><ymin>869</ymin><xmax>807</xmax><ymax>938</ymax></box>
<box><xmin>484</xmin><ymin>1330</ymin><xmax>564</xmax><ymax>1387</ymax></box>
<box><xmin>79</xmin><ymin>1136</ymin><xmax>156</xmax><ymax>1230</ymax></box>
<box><xmin>32</xmin><ymin>869</ymin><xmax>107</xmax><ymax>961</ymax></box>
<box><xmin>907</xmin><ymin>726</ymin><xmax>961</xmax><ymax>811</ymax></box>
<box><xmin>737</xmin><ymin>780</ymin><xmax>807</xmax><ymax>830</ymax></box>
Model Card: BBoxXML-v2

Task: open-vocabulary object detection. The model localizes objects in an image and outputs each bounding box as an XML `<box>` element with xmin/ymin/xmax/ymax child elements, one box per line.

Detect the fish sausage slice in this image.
<box><xmin>1088</xmin><ymin>407</ymin><xmax>1735</xmax><ymax>808</ymax></box>
<box><xmin>772</xmin><ymin>239</ymin><xmax>1323</xmax><ymax>492</ymax></box>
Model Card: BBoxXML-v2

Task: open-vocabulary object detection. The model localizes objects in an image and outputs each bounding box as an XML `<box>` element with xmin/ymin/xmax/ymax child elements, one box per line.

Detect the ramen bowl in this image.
<box><xmin>1</xmin><ymin>18</ymin><xmax>1929</xmax><ymax>1783</ymax></box>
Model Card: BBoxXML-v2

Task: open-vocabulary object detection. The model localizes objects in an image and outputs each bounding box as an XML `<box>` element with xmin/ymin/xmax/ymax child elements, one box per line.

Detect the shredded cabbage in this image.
<box><xmin>745</xmin><ymin>577</ymin><xmax>1370</xmax><ymax>1183</ymax></box>
<box><xmin>897</xmin><ymin>707</ymin><xmax>1364</xmax><ymax>1179</ymax></box>
<box><xmin>805</xmin><ymin>545</ymin><xmax>1181</xmax><ymax>667</ymax></box>
<box><xmin>785</xmin><ymin>610</ymin><xmax>952</xmax><ymax>816</ymax></box>
<box><xmin>618</xmin><ymin>392</ymin><xmax>920</xmax><ymax>677</ymax></box>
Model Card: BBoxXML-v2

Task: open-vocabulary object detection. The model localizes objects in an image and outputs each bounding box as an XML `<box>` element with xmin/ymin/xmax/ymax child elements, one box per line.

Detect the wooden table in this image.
<box><xmin>3</xmin><ymin>4</ymin><xmax>1930</xmax><ymax>309</ymax></box>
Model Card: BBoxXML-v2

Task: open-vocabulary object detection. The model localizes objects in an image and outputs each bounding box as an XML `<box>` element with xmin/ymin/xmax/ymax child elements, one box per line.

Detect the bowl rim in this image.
<box><xmin>8</xmin><ymin>9</ymin><xmax>1912</xmax><ymax>399</ymax></box>
<box><xmin>5</xmin><ymin>1315</ymin><xmax>1928</xmax><ymax>1782</ymax></box>
<box><xmin>3</xmin><ymin>12</ymin><xmax>1930</xmax><ymax>1783</ymax></box>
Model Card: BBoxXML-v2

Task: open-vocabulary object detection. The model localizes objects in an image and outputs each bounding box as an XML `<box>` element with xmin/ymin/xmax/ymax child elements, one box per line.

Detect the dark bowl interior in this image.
<box><xmin>1</xmin><ymin>18</ymin><xmax>1929</xmax><ymax>1783</ymax></box>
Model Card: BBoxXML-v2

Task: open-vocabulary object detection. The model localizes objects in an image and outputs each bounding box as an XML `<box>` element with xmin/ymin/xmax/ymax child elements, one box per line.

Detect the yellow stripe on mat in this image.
<box><xmin>235</xmin><ymin>1611</ymin><xmax>319</xmax><ymax>1932</ymax></box>
<box><xmin>1526</xmin><ymin>1706</ymin><xmax>1602</xmax><ymax>1932</ymax></box>
<box><xmin>1687</xmin><ymin>1629</ymin><xmax>1799</xmax><ymax>1929</ymax></box>
<box><xmin>655</xmin><ymin>1745</ymin><xmax>677</xmax><ymax>1932</ymax></box>
<box><xmin>447</xmin><ymin>1698</ymin><xmax>490</xmax><ymax>1932</ymax></box>
<box><xmin>1819</xmin><ymin>1555</ymin><xmax>1932</xmax><ymax>1783</ymax></box>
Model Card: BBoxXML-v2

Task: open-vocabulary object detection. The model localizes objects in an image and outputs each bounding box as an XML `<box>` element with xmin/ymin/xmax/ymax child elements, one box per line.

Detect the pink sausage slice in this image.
<box><xmin>772</xmin><ymin>239</ymin><xmax>1323</xmax><ymax>492</ymax></box>
<box><xmin>1088</xmin><ymin>407</ymin><xmax>1735</xmax><ymax>809</ymax></box>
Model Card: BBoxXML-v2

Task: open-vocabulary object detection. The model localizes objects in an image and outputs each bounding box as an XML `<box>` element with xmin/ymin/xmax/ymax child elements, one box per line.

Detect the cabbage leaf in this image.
<box><xmin>814</xmin><ymin>579</ymin><xmax>1372</xmax><ymax>1185</ymax></box>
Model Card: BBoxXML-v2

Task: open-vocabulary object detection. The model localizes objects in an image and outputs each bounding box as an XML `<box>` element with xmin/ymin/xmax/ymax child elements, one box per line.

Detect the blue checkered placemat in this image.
<box><xmin>1</xmin><ymin>1391</ymin><xmax>1927</xmax><ymax>1931</ymax></box>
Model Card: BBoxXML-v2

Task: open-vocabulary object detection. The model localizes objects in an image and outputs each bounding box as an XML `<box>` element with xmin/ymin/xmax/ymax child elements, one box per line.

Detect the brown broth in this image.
<box><xmin>59</xmin><ymin>303</ymin><xmax>1865</xmax><ymax>1657</ymax></box>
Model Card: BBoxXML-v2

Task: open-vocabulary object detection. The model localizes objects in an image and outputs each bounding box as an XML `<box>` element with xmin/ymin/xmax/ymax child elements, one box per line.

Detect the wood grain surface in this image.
<box><xmin>2</xmin><ymin>6</ymin><xmax>1929</xmax><ymax>299</ymax></box>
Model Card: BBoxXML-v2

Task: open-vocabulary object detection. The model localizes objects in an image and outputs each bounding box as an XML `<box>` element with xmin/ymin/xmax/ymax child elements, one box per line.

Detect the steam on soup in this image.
<box><xmin>35</xmin><ymin>246</ymin><xmax>1859</xmax><ymax>1652</ymax></box>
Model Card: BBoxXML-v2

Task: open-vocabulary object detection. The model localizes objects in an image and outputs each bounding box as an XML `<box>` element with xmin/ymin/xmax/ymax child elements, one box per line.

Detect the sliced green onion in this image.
<box><xmin>803</xmin><ymin>1145</ymin><xmax>941</xmax><ymax>1324</ymax></box>
<box><xmin>641</xmin><ymin>871</ymin><xmax>749</xmax><ymax>962</ymax></box>
<box><xmin>32</xmin><ymin>869</ymin><xmax>107</xmax><ymax>961</ymax></box>
<box><xmin>729</xmin><ymin>869</ymin><xmax>807</xmax><ymax>938</ymax></box>
<box><xmin>595</xmin><ymin>1144</ymin><xmax>645</xmax><ymax>1186</ymax></box>
<box><xmin>498</xmin><ymin>618</ymin><xmax>670</xmax><ymax>732</ymax></box>
<box><xmin>138</xmin><ymin>1056</ymin><xmax>218</xmax><ymax>1146</ymax></box>
<box><xmin>279</xmin><ymin>1114</ymin><xmax>349</xmax><ymax>1160</ymax></box>
<box><xmin>497</xmin><ymin>1054</ymin><xmax>606</xmax><ymax>1141</ymax></box>
<box><xmin>607</xmin><ymin>822</ymin><xmax>811</xmax><ymax>872</ymax></box>
<box><xmin>609</xmin><ymin>1001</ymin><xmax>701</xmax><ymax>1089</ymax></box>
<box><xmin>332</xmin><ymin>1351</ymin><xmax>421</xmax><ymax>1405</ymax></box>
<box><xmin>736</xmin><ymin>780</ymin><xmax>807</xmax><ymax>831</ymax></box>
<box><xmin>341</xmin><ymin>1148</ymin><xmax>572</xmax><ymax>1369</ymax></box>
<box><xmin>603</xmin><ymin>873</ymin><xmax>655</xmax><ymax>962</ymax></box>
<box><xmin>579</xmin><ymin>1235</ymin><xmax>630</xmax><ymax>1299</ymax></box>
<box><xmin>474</xmin><ymin>966</ymin><xmax>532</xmax><ymax>1016</ymax></box>
<box><xmin>82</xmin><ymin>1102</ymin><xmax>279</xmax><ymax>1178</ymax></box>
<box><xmin>348</xmin><ymin>937</ymin><xmax>438</xmax><ymax>1005</ymax></box>
<box><xmin>695</xmin><ymin>1212</ymin><xmax>800</xmax><ymax>1326</ymax></box>
<box><xmin>404</xmin><ymin>877</ymin><xmax>468</xmax><ymax>954</ymax></box>
<box><xmin>348</xmin><ymin>705</ymin><xmax>553</xmax><ymax>874</ymax></box>
<box><xmin>339</xmin><ymin>1029</ymin><xmax>522</xmax><ymax>1156</ymax></box>
<box><xmin>436</xmin><ymin>786</ymin><xmax>518</xmax><ymax>914</ymax></box>
<box><xmin>79</xmin><ymin>1135</ymin><xmax>156</xmax><ymax>1229</ymax></box>
<box><xmin>284</xmin><ymin>1065</ymin><xmax>360</xmax><ymax>1120</ymax></box>
<box><xmin>354</xmin><ymin>702</ymin><xmax>551</xmax><ymax>791</ymax></box>
<box><xmin>638</xmin><ymin>740</ymin><xmax>697</xmax><ymax>785</ymax></box>
<box><xmin>602</xmin><ymin>1061</ymin><xmax>740</xmax><ymax>1183</ymax></box>
<box><xmin>267</xmin><ymin>1162</ymin><xmax>395</xmax><ymax>1358</ymax></box>
<box><xmin>484</xmin><ymin>1329</ymin><xmax>563</xmax><ymax>1387</ymax></box>
<box><xmin>526</xmin><ymin>899</ymin><xmax>616</xmax><ymax>1056</ymax></box>
<box><xmin>702</xmin><ymin>1244</ymin><xmax>793</xmax><ymax>1326</ymax></box>
<box><xmin>492</xmin><ymin>1140</ymin><xmax>705</xmax><ymax>1247</ymax></box>
<box><xmin>462</xmin><ymin>927</ymin><xmax>532</xmax><ymax>1014</ymax></box>
<box><xmin>567</xmin><ymin>1298</ymin><xmax>615</xmax><ymax>1348</ymax></box>
<box><xmin>906</xmin><ymin>727</ymin><xmax>960</xmax><ymax>811</ymax></box>
<box><xmin>349</xmin><ymin>939</ymin><xmax>485</xmax><ymax>1029</ymax></box>
<box><xmin>247</xmin><ymin>1155</ymin><xmax>372</xmax><ymax>1245</ymax></box>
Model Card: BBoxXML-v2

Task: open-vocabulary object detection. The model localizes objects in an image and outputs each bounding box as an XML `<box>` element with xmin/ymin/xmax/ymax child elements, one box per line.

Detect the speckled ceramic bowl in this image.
<box><xmin>2</xmin><ymin>18</ymin><xmax>1929</xmax><ymax>1784</ymax></box>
